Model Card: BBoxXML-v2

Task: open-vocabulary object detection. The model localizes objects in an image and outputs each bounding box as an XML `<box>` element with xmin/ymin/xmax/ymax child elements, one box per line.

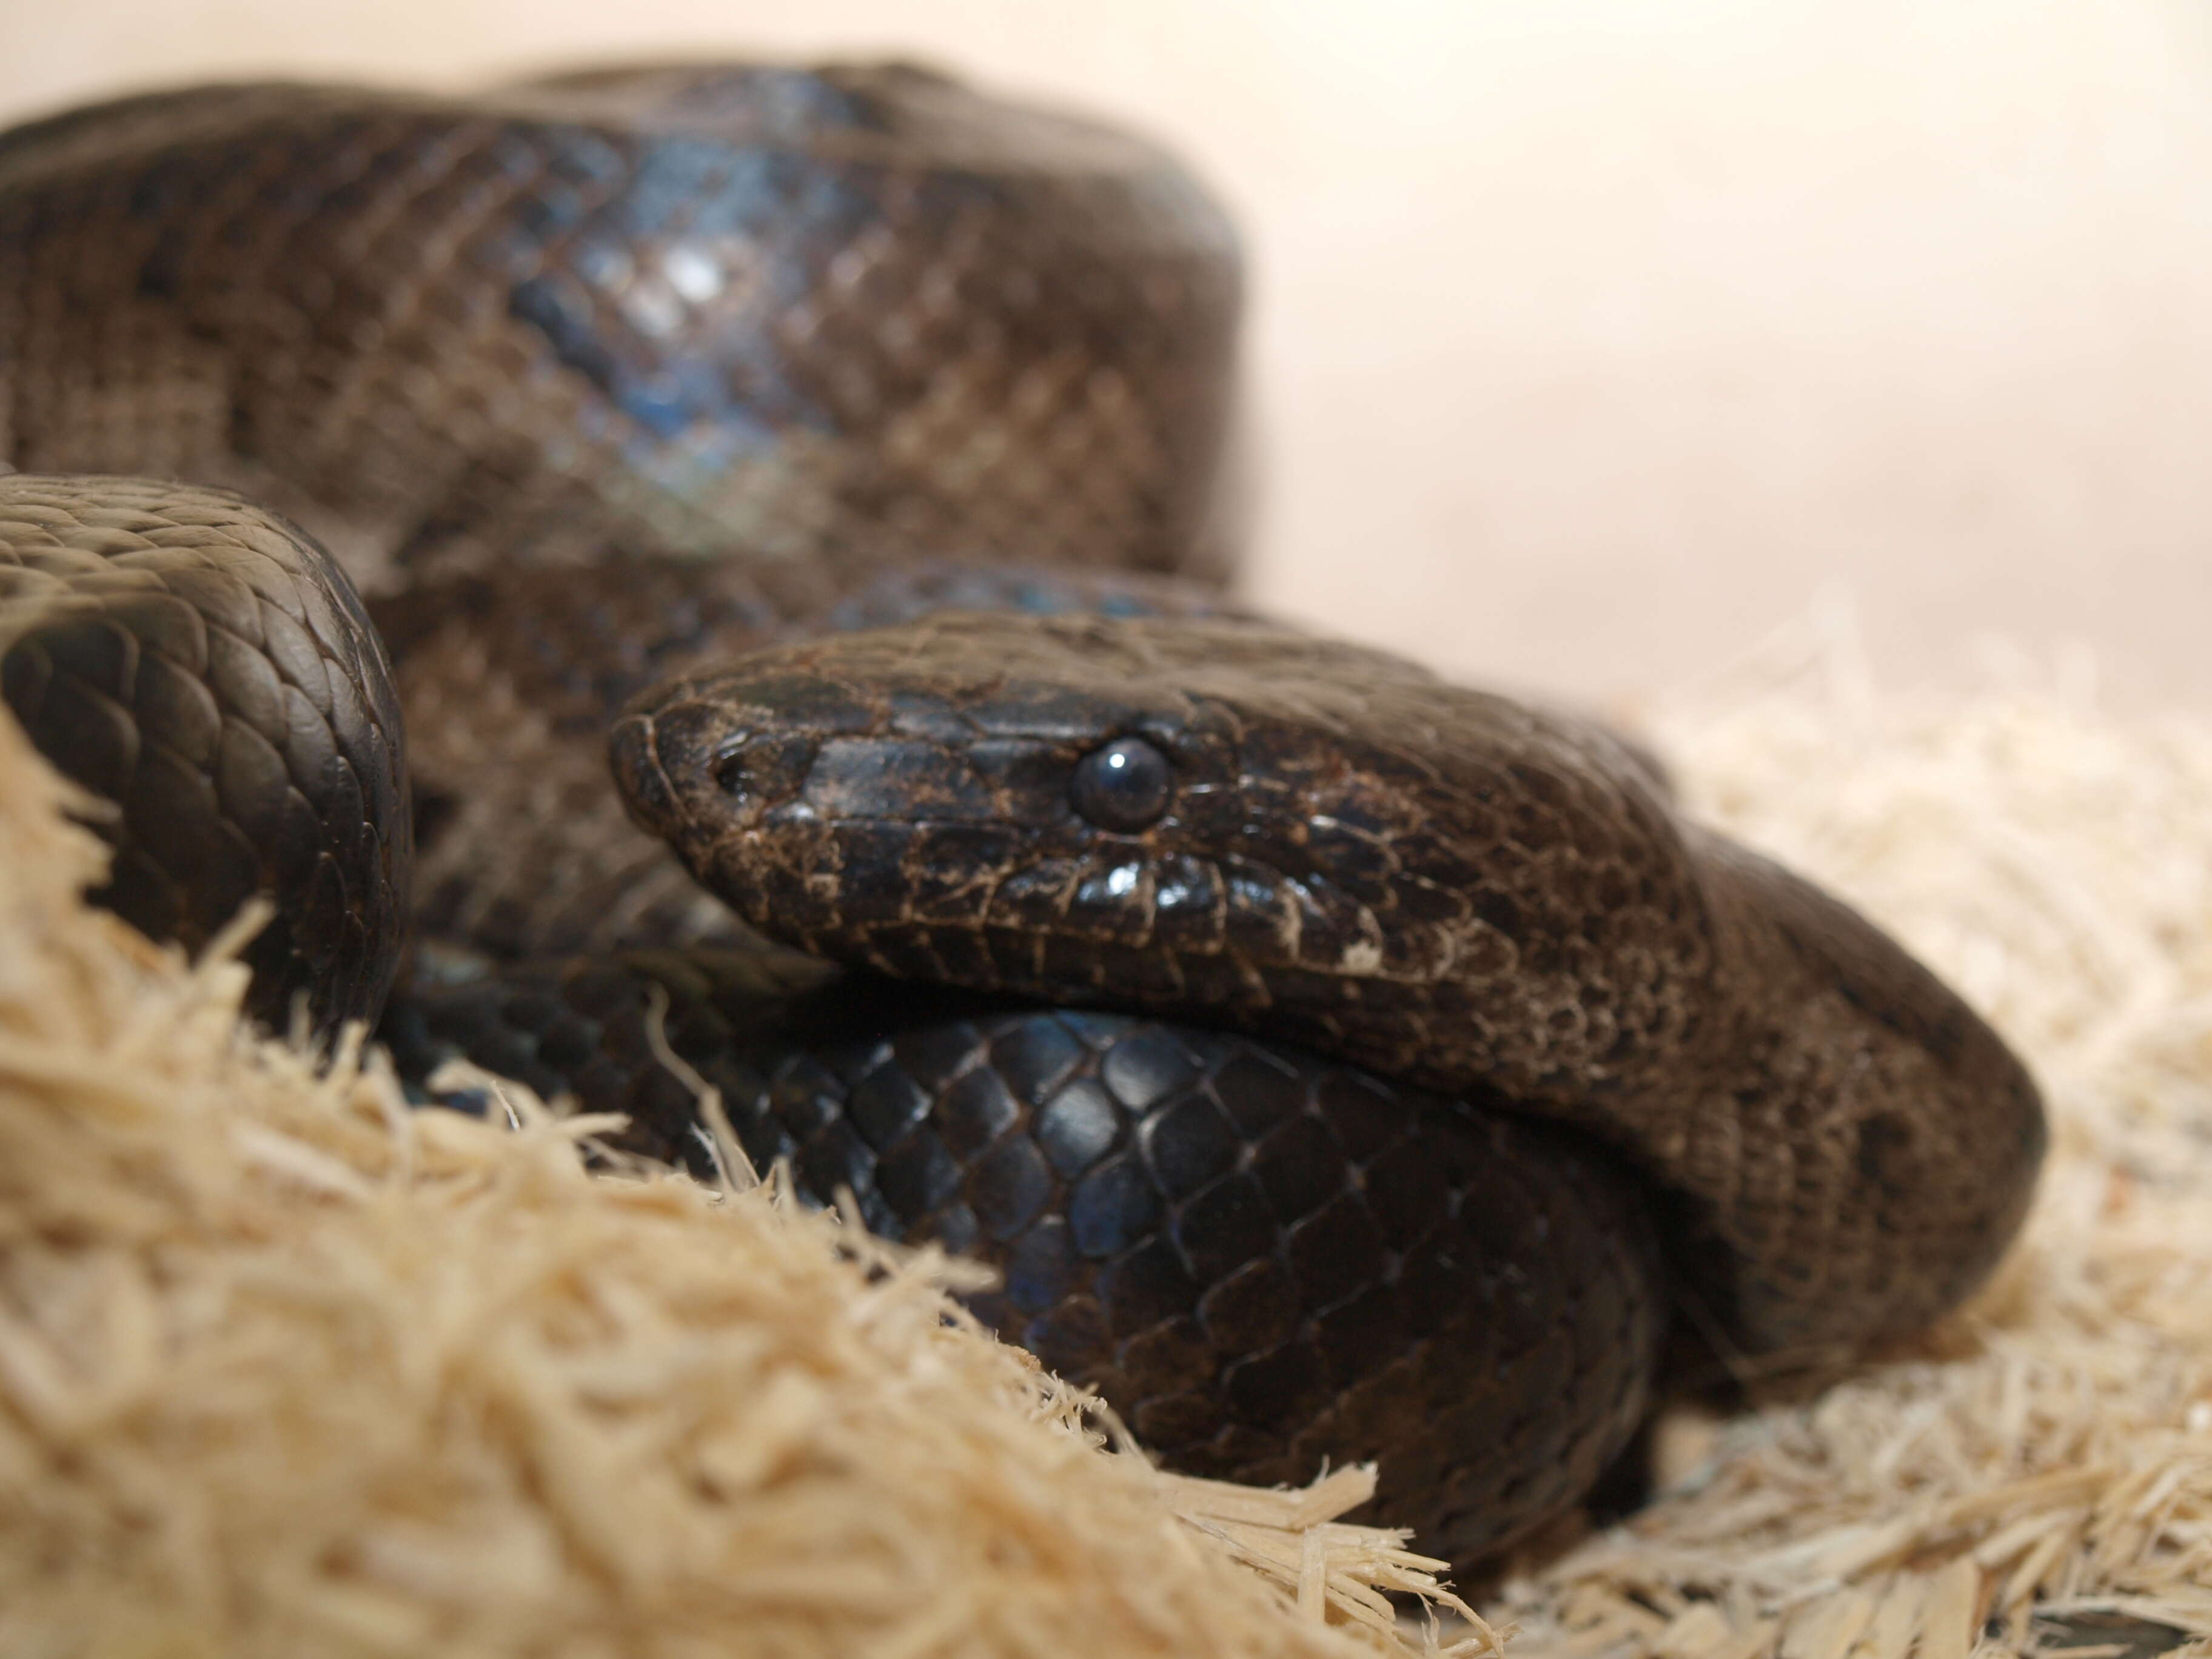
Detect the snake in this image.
<box><xmin>0</xmin><ymin>62</ymin><xmax>2045</xmax><ymax>1572</ymax></box>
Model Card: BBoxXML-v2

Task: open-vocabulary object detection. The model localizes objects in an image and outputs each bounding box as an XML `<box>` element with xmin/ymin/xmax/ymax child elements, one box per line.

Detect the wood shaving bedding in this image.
<box><xmin>1493</xmin><ymin>612</ymin><xmax>2212</xmax><ymax>1659</ymax></box>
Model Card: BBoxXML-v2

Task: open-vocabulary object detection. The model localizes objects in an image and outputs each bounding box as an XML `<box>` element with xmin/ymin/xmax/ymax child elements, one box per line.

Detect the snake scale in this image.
<box><xmin>0</xmin><ymin>61</ymin><xmax>2045</xmax><ymax>1570</ymax></box>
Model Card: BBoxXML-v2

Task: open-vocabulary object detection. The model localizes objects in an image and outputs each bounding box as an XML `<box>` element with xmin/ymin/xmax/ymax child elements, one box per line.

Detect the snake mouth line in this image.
<box><xmin>820</xmin><ymin>916</ymin><xmax>1465</xmax><ymax>1019</ymax></box>
<box><xmin>851</xmin><ymin>913</ymin><xmax>1422</xmax><ymax>974</ymax></box>
<box><xmin>609</xmin><ymin>711</ymin><xmax>694</xmax><ymax>843</ymax></box>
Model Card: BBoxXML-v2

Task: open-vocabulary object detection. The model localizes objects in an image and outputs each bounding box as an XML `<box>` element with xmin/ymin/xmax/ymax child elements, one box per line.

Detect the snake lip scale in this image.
<box><xmin>0</xmin><ymin>59</ymin><xmax>2047</xmax><ymax>1573</ymax></box>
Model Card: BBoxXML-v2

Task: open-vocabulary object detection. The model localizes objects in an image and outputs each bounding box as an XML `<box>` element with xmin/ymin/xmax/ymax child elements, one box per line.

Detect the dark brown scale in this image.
<box><xmin>0</xmin><ymin>64</ymin><xmax>1242</xmax><ymax>591</ymax></box>
<box><xmin>381</xmin><ymin>954</ymin><xmax>1666</xmax><ymax>1567</ymax></box>
<box><xmin>0</xmin><ymin>475</ymin><xmax>409</xmax><ymax>1040</ymax></box>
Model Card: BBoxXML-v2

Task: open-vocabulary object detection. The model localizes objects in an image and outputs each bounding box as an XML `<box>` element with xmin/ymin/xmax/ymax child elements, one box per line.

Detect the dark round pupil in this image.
<box><xmin>1070</xmin><ymin>737</ymin><xmax>1172</xmax><ymax>832</ymax></box>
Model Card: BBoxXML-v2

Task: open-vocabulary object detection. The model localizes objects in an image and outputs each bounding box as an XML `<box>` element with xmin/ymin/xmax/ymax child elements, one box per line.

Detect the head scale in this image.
<box><xmin>611</xmin><ymin>611</ymin><xmax>1710</xmax><ymax>1098</ymax></box>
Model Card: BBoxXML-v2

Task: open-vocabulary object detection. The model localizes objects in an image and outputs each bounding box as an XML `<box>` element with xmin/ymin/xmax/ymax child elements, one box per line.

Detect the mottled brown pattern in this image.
<box><xmin>617</xmin><ymin>611</ymin><xmax>2047</xmax><ymax>1354</ymax></box>
<box><xmin>0</xmin><ymin>62</ymin><xmax>1241</xmax><ymax>591</ymax></box>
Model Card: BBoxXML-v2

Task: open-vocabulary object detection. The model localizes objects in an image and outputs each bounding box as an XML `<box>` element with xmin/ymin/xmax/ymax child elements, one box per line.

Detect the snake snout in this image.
<box><xmin>611</xmin><ymin>695</ymin><xmax>816</xmax><ymax>840</ymax></box>
<box><xmin>608</xmin><ymin>711</ymin><xmax>684</xmax><ymax>841</ymax></box>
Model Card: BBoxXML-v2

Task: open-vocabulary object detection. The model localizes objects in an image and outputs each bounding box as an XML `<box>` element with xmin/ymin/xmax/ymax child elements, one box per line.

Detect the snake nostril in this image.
<box><xmin>692</xmin><ymin>729</ymin><xmax>819</xmax><ymax>813</ymax></box>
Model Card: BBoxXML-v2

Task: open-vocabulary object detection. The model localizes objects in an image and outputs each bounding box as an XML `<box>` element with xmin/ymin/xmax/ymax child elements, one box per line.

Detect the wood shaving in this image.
<box><xmin>1493</xmin><ymin>609</ymin><xmax>2212</xmax><ymax>1659</ymax></box>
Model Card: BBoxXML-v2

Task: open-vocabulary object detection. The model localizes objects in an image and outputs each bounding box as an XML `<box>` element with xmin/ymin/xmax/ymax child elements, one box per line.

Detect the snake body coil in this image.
<box><xmin>0</xmin><ymin>62</ymin><xmax>2044</xmax><ymax>1570</ymax></box>
<box><xmin>0</xmin><ymin>63</ymin><xmax>1241</xmax><ymax>586</ymax></box>
<box><xmin>0</xmin><ymin>475</ymin><xmax>409</xmax><ymax>1039</ymax></box>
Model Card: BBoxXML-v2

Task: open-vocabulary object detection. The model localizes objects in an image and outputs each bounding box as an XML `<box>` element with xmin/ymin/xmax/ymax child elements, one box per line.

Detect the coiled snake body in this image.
<box><xmin>0</xmin><ymin>64</ymin><xmax>2043</xmax><ymax>1570</ymax></box>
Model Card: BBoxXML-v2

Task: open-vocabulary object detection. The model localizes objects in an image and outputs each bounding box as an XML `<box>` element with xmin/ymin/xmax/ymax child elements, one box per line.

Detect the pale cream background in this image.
<box><xmin>7</xmin><ymin>0</ymin><xmax>2212</xmax><ymax>703</ymax></box>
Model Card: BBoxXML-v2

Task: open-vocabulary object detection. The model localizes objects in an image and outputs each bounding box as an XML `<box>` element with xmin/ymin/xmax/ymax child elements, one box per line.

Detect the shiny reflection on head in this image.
<box><xmin>1069</xmin><ymin>736</ymin><xmax>1173</xmax><ymax>832</ymax></box>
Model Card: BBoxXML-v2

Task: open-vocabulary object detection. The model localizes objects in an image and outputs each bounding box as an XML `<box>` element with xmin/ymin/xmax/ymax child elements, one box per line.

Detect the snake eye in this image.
<box><xmin>1070</xmin><ymin>736</ymin><xmax>1172</xmax><ymax>832</ymax></box>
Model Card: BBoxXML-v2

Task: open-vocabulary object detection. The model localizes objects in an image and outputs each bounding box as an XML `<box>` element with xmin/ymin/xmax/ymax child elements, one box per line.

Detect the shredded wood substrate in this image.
<box><xmin>0</xmin><ymin>615</ymin><xmax>2207</xmax><ymax>1658</ymax></box>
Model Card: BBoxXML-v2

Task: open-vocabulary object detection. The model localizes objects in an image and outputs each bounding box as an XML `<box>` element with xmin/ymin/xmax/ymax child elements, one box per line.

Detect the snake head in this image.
<box><xmin>612</xmin><ymin>610</ymin><xmax>2045</xmax><ymax>1359</ymax></box>
<box><xmin>611</xmin><ymin>611</ymin><xmax>1711</xmax><ymax>1099</ymax></box>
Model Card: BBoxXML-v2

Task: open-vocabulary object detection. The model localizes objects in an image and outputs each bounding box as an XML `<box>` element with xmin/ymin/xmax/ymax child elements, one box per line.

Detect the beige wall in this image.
<box><xmin>8</xmin><ymin>0</ymin><xmax>2212</xmax><ymax>702</ymax></box>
